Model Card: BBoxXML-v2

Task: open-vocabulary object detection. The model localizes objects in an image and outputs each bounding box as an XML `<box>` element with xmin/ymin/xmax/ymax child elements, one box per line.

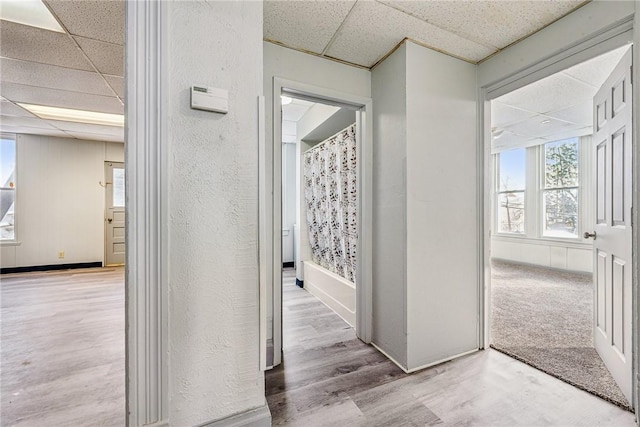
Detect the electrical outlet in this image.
<box><xmin>58</xmin><ymin>251</ymin><xmax>65</xmax><ymax>259</ymax></box>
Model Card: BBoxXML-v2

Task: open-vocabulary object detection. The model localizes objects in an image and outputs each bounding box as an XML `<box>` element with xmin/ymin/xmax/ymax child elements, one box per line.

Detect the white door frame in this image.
<box><xmin>478</xmin><ymin>17</ymin><xmax>639</xmax><ymax>414</ymax></box>
<box><xmin>266</xmin><ymin>77</ymin><xmax>373</xmax><ymax>367</ymax></box>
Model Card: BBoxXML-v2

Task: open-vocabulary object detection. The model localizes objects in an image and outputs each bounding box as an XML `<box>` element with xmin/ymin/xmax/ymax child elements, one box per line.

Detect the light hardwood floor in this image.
<box><xmin>266</xmin><ymin>269</ymin><xmax>637</xmax><ymax>426</ymax></box>
<box><xmin>1</xmin><ymin>267</ymin><xmax>125</xmax><ymax>427</ymax></box>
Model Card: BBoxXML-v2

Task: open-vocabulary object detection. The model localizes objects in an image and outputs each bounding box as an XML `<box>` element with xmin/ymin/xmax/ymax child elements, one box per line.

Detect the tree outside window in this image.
<box><xmin>543</xmin><ymin>138</ymin><xmax>579</xmax><ymax>238</ymax></box>
<box><xmin>497</xmin><ymin>148</ymin><xmax>525</xmax><ymax>234</ymax></box>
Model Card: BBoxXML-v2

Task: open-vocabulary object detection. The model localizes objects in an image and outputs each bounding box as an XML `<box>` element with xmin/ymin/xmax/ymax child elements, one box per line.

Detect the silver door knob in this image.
<box><xmin>583</xmin><ymin>231</ymin><xmax>596</xmax><ymax>240</ymax></box>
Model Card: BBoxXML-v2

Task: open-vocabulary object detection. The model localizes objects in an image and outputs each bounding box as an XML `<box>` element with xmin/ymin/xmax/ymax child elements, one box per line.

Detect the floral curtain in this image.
<box><xmin>303</xmin><ymin>123</ymin><xmax>357</xmax><ymax>283</ymax></box>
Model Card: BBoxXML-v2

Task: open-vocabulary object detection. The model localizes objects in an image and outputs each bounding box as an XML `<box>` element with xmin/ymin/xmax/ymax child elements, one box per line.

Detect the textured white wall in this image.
<box><xmin>0</xmin><ymin>134</ymin><xmax>123</xmax><ymax>268</ymax></box>
<box><xmin>404</xmin><ymin>41</ymin><xmax>479</xmax><ymax>369</ymax></box>
<box><xmin>371</xmin><ymin>43</ymin><xmax>408</xmax><ymax>368</ymax></box>
<box><xmin>166</xmin><ymin>1</ymin><xmax>264</xmax><ymax>425</ymax></box>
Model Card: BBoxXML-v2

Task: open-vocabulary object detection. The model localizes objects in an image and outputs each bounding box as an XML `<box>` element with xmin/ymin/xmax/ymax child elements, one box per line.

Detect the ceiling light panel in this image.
<box><xmin>0</xmin><ymin>0</ymin><xmax>64</xmax><ymax>32</ymax></box>
<box><xmin>18</xmin><ymin>103</ymin><xmax>124</xmax><ymax>127</ymax></box>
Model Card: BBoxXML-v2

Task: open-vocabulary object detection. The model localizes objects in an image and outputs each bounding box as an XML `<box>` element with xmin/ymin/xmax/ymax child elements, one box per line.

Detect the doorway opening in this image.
<box><xmin>488</xmin><ymin>44</ymin><xmax>633</xmax><ymax>410</ymax></box>
<box><xmin>265</xmin><ymin>79</ymin><xmax>373</xmax><ymax>370</ymax></box>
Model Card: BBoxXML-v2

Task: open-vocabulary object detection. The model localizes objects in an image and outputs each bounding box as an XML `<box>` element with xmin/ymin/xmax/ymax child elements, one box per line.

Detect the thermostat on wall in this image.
<box><xmin>191</xmin><ymin>85</ymin><xmax>228</xmax><ymax>114</ymax></box>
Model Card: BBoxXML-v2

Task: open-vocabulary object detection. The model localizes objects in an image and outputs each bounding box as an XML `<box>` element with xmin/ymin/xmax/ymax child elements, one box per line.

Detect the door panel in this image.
<box><xmin>591</xmin><ymin>48</ymin><xmax>633</xmax><ymax>405</ymax></box>
<box><xmin>105</xmin><ymin>162</ymin><xmax>126</xmax><ymax>266</ymax></box>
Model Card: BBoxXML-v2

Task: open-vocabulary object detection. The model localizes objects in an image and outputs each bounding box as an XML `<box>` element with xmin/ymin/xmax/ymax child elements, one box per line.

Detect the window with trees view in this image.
<box><xmin>0</xmin><ymin>135</ymin><xmax>16</xmax><ymax>241</ymax></box>
<box><xmin>497</xmin><ymin>148</ymin><xmax>526</xmax><ymax>234</ymax></box>
<box><xmin>543</xmin><ymin>138</ymin><xmax>579</xmax><ymax>238</ymax></box>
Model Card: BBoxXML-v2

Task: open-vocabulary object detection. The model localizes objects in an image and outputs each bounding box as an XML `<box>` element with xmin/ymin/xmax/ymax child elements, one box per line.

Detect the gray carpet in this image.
<box><xmin>490</xmin><ymin>259</ymin><xmax>632</xmax><ymax>411</ymax></box>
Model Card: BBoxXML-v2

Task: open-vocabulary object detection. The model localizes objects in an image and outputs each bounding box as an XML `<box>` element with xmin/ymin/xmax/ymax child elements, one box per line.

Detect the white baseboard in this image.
<box><xmin>198</xmin><ymin>404</ymin><xmax>271</xmax><ymax>427</ymax></box>
<box><xmin>371</xmin><ymin>342</ymin><xmax>409</xmax><ymax>373</ymax></box>
<box><xmin>406</xmin><ymin>348</ymin><xmax>478</xmax><ymax>373</ymax></box>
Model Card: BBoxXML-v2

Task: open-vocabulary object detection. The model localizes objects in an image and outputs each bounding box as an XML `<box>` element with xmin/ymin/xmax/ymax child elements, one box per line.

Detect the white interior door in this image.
<box><xmin>590</xmin><ymin>49</ymin><xmax>633</xmax><ymax>405</ymax></box>
<box><xmin>105</xmin><ymin>162</ymin><xmax>125</xmax><ymax>266</ymax></box>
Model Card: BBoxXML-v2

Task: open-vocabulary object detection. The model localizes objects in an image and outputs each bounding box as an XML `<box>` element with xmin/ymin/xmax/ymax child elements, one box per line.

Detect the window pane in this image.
<box><xmin>498</xmin><ymin>148</ymin><xmax>525</xmax><ymax>191</ymax></box>
<box><xmin>0</xmin><ymin>137</ymin><xmax>16</xmax><ymax>241</ymax></box>
<box><xmin>498</xmin><ymin>191</ymin><xmax>525</xmax><ymax>234</ymax></box>
<box><xmin>544</xmin><ymin>188</ymin><xmax>578</xmax><ymax>237</ymax></box>
<box><xmin>113</xmin><ymin>168</ymin><xmax>125</xmax><ymax>207</ymax></box>
<box><xmin>545</xmin><ymin>138</ymin><xmax>578</xmax><ymax>188</ymax></box>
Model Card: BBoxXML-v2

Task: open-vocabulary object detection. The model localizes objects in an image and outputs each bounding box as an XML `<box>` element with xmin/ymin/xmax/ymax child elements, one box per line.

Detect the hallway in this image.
<box><xmin>266</xmin><ymin>271</ymin><xmax>636</xmax><ymax>426</ymax></box>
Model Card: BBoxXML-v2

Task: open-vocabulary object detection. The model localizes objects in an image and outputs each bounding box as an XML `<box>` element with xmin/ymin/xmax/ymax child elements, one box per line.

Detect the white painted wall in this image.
<box><xmin>404</xmin><ymin>41</ymin><xmax>479</xmax><ymax>369</ymax></box>
<box><xmin>371</xmin><ymin>43</ymin><xmax>408</xmax><ymax>368</ymax></box>
<box><xmin>282</xmin><ymin>142</ymin><xmax>296</xmax><ymax>263</ymax></box>
<box><xmin>0</xmin><ymin>134</ymin><xmax>123</xmax><ymax>268</ymax></box>
<box><xmin>165</xmin><ymin>2</ymin><xmax>265</xmax><ymax>425</ymax></box>
<box><xmin>491</xmin><ymin>237</ymin><xmax>592</xmax><ymax>272</ymax></box>
<box><xmin>264</xmin><ymin>42</ymin><xmax>371</xmax><ymax>343</ymax></box>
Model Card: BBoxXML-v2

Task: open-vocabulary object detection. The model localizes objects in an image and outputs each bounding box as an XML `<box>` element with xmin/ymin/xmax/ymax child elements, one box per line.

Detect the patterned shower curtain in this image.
<box><xmin>303</xmin><ymin>123</ymin><xmax>357</xmax><ymax>283</ymax></box>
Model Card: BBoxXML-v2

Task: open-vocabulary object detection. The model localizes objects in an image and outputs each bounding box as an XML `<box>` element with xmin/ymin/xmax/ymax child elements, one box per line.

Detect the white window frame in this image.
<box><xmin>0</xmin><ymin>133</ymin><xmax>18</xmax><ymax>245</ymax></box>
<box><xmin>493</xmin><ymin>135</ymin><xmax>592</xmax><ymax>245</ymax></box>
<box><xmin>494</xmin><ymin>148</ymin><xmax>527</xmax><ymax>236</ymax></box>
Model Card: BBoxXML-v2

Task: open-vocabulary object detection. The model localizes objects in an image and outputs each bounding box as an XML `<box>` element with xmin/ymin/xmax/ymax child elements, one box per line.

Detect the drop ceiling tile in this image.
<box><xmin>0</xmin><ymin>58</ymin><xmax>113</xmax><ymax>97</ymax></box>
<box><xmin>325</xmin><ymin>1</ymin><xmax>495</xmax><ymax>67</ymax></box>
<box><xmin>74</xmin><ymin>36</ymin><xmax>124</xmax><ymax>77</ymax></box>
<box><xmin>505</xmin><ymin>115</ymin><xmax>579</xmax><ymax>139</ymax></box>
<box><xmin>491</xmin><ymin>101</ymin><xmax>537</xmax><ymax>128</ymax></box>
<box><xmin>492</xmin><ymin>132</ymin><xmax>548</xmax><ymax>153</ymax></box>
<box><xmin>104</xmin><ymin>76</ymin><xmax>124</xmax><ymax>98</ymax></box>
<box><xmin>1</xmin><ymin>83</ymin><xmax>124</xmax><ymax>115</ymax></box>
<box><xmin>282</xmin><ymin>103</ymin><xmax>313</xmax><ymax>122</ymax></box>
<box><xmin>0</xmin><ymin>20</ymin><xmax>93</xmax><ymax>71</ymax></box>
<box><xmin>44</xmin><ymin>0</ymin><xmax>124</xmax><ymax>45</ymax></box>
<box><xmin>544</xmin><ymin>126</ymin><xmax>593</xmax><ymax>142</ymax></box>
<box><xmin>0</xmin><ymin>115</ymin><xmax>58</xmax><ymax>130</ymax></box>
<box><xmin>0</xmin><ymin>124</ymin><xmax>70</xmax><ymax>138</ymax></box>
<box><xmin>264</xmin><ymin>0</ymin><xmax>356</xmax><ymax>54</ymax></box>
<box><xmin>496</xmin><ymin>72</ymin><xmax>594</xmax><ymax>115</ymax></box>
<box><xmin>562</xmin><ymin>45</ymin><xmax>630</xmax><ymax>88</ymax></box>
<box><xmin>65</xmin><ymin>131</ymin><xmax>123</xmax><ymax>143</ymax></box>
<box><xmin>381</xmin><ymin>1</ymin><xmax>584</xmax><ymax>50</ymax></box>
<box><xmin>546</xmin><ymin>103</ymin><xmax>592</xmax><ymax>127</ymax></box>
<box><xmin>46</xmin><ymin>120</ymin><xmax>124</xmax><ymax>138</ymax></box>
<box><xmin>0</xmin><ymin>100</ymin><xmax>35</xmax><ymax>118</ymax></box>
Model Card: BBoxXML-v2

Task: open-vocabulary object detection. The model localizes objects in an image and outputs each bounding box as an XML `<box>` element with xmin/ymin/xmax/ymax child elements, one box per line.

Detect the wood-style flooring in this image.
<box><xmin>266</xmin><ymin>269</ymin><xmax>637</xmax><ymax>426</ymax></box>
<box><xmin>1</xmin><ymin>267</ymin><xmax>125</xmax><ymax>427</ymax></box>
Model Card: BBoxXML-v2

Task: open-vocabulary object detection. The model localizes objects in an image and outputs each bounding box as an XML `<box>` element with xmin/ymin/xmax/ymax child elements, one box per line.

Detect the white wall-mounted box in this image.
<box><xmin>190</xmin><ymin>85</ymin><xmax>228</xmax><ymax>114</ymax></box>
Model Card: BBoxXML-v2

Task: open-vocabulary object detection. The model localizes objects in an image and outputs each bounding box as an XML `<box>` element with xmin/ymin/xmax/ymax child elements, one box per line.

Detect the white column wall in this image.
<box><xmin>165</xmin><ymin>1</ymin><xmax>265</xmax><ymax>425</ymax></box>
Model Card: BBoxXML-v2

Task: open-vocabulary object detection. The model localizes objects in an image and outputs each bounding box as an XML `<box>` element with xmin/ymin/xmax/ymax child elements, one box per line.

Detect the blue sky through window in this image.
<box><xmin>499</xmin><ymin>148</ymin><xmax>525</xmax><ymax>191</ymax></box>
<box><xmin>0</xmin><ymin>138</ymin><xmax>16</xmax><ymax>186</ymax></box>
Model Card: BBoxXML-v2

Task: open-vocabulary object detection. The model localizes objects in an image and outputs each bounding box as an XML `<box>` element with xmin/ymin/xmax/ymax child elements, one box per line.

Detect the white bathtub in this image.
<box><xmin>303</xmin><ymin>260</ymin><xmax>355</xmax><ymax>327</ymax></box>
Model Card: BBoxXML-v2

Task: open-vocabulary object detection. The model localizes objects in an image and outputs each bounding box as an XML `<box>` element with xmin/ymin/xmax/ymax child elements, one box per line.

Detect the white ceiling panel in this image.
<box><xmin>0</xmin><ymin>124</ymin><xmax>70</xmax><ymax>138</ymax></box>
<box><xmin>1</xmin><ymin>83</ymin><xmax>124</xmax><ymax>115</ymax></box>
<box><xmin>325</xmin><ymin>1</ymin><xmax>495</xmax><ymax>67</ymax></box>
<box><xmin>104</xmin><ymin>76</ymin><xmax>124</xmax><ymax>98</ymax></box>
<box><xmin>0</xmin><ymin>115</ymin><xmax>58</xmax><ymax>130</ymax></box>
<box><xmin>46</xmin><ymin>120</ymin><xmax>124</xmax><ymax>138</ymax></box>
<box><xmin>562</xmin><ymin>44</ymin><xmax>630</xmax><ymax>87</ymax></box>
<box><xmin>74</xmin><ymin>36</ymin><xmax>124</xmax><ymax>77</ymax></box>
<box><xmin>44</xmin><ymin>0</ymin><xmax>124</xmax><ymax>45</ymax></box>
<box><xmin>505</xmin><ymin>116</ymin><xmax>577</xmax><ymax>139</ymax></box>
<box><xmin>492</xmin><ymin>133</ymin><xmax>549</xmax><ymax>153</ymax></box>
<box><xmin>491</xmin><ymin>102</ymin><xmax>537</xmax><ymax>128</ymax></box>
<box><xmin>282</xmin><ymin>103</ymin><xmax>313</xmax><ymax>122</ymax></box>
<box><xmin>381</xmin><ymin>1</ymin><xmax>584</xmax><ymax>51</ymax></box>
<box><xmin>546</xmin><ymin>103</ymin><xmax>592</xmax><ymax>127</ymax></box>
<box><xmin>65</xmin><ymin>131</ymin><xmax>123</xmax><ymax>143</ymax></box>
<box><xmin>0</xmin><ymin>100</ymin><xmax>36</xmax><ymax>118</ymax></box>
<box><xmin>264</xmin><ymin>0</ymin><xmax>356</xmax><ymax>54</ymax></box>
<box><xmin>543</xmin><ymin>126</ymin><xmax>593</xmax><ymax>142</ymax></box>
<box><xmin>0</xmin><ymin>58</ymin><xmax>114</xmax><ymax>97</ymax></box>
<box><xmin>0</xmin><ymin>20</ymin><xmax>93</xmax><ymax>71</ymax></box>
<box><xmin>496</xmin><ymin>72</ymin><xmax>594</xmax><ymax>114</ymax></box>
